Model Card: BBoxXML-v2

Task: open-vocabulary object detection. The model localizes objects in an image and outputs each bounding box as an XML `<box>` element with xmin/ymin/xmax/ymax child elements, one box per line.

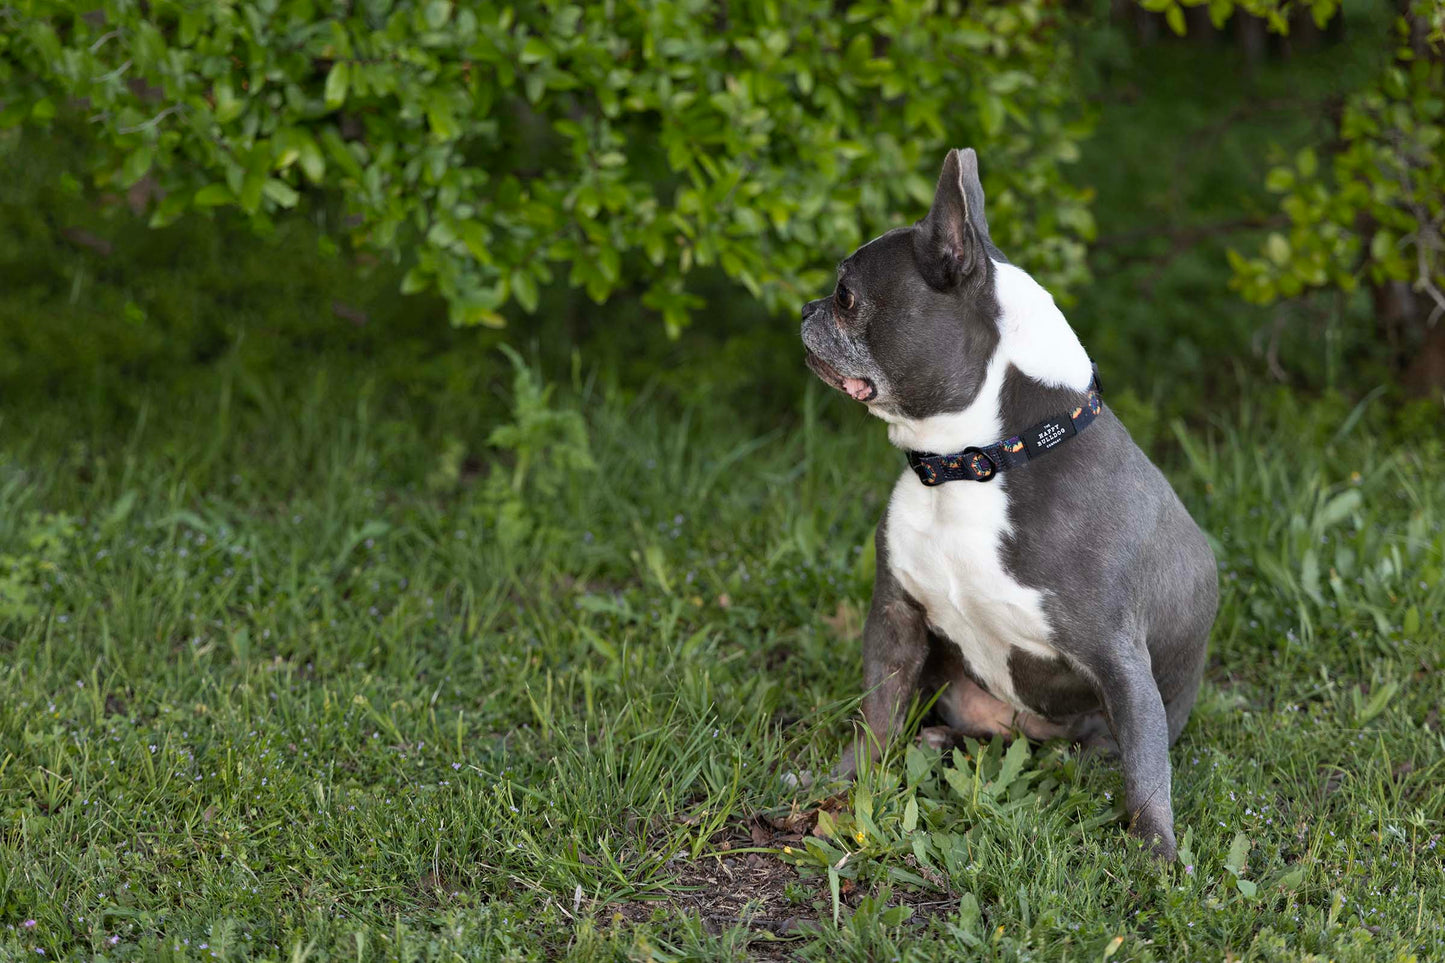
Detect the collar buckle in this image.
<box><xmin>962</xmin><ymin>446</ymin><xmax>996</xmax><ymax>481</ymax></box>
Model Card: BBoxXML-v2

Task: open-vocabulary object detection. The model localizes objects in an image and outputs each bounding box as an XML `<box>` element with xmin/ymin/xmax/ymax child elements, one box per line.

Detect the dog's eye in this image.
<box><xmin>836</xmin><ymin>284</ymin><xmax>855</xmax><ymax>310</ymax></box>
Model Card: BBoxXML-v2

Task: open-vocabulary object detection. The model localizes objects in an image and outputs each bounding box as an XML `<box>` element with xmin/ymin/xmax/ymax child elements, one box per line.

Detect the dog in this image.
<box><xmin>799</xmin><ymin>147</ymin><xmax>1217</xmax><ymax>858</ymax></box>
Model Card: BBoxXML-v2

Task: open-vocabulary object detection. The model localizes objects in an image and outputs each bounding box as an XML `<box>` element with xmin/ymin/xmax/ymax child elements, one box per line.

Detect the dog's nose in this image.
<box><xmin>801</xmin><ymin>298</ymin><xmax>824</xmax><ymax>321</ymax></box>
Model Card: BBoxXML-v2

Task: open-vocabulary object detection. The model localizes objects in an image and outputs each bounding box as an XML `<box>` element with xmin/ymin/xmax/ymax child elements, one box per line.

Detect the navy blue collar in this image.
<box><xmin>906</xmin><ymin>364</ymin><xmax>1103</xmax><ymax>485</ymax></box>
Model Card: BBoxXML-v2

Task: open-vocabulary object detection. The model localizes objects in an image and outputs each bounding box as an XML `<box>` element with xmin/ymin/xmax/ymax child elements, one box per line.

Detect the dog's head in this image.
<box><xmin>799</xmin><ymin>147</ymin><xmax>1002</xmax><ymax>421</ymax></box>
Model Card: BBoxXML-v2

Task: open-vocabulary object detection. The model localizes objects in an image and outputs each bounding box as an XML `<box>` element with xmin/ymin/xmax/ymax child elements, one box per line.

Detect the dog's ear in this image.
<box><xmin>915</xmin><ymin>147</ymin><xmax>992</xmax><ymax>288</ymax></box>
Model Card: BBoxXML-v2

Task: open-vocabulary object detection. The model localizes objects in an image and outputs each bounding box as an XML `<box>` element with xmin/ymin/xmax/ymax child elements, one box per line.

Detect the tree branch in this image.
<box><xmin>116</xmin><ymin>103</ymin><xmax>183</xmax><ymax>134</ymax></box>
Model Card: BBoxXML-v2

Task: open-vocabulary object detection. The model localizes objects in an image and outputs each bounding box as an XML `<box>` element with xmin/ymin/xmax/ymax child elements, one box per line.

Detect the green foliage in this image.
<box><xmin>0</xmin><ymin>0</ymin><xmax>1094</xmax><ymax>334</ymax></box>
<box><xmin>780</xmin><ymin>735</ymin><xmax>1112</xmax><ymax>927</ymax></box>
<box><xmin>1137</xmin><ymin>0</ymin><xmax>1342</xmax><ymax>37</ymax></box>
<box><xmin>0</xmin><ymin>511</ymin><xmax>77</xmax><ymax>621</ymax></box>
<box><xmin>478</xmin><ymin>345</ymin><xmax>595</xmax><ymax>547</ymax></box>
<box><xmin>1230</xmin><ymin>4</ymin><xmax>1445</xmax><ymax>318</ymax></box>
<box><xmin>1069</xmin><ymin>11</ymin><xmax>1412</xmax><ymax>404</ymax></box>
<box><xmin>1167</xmin><ymin>388</ymin><xmax>1445</xmax><ymax>652</ymax></box>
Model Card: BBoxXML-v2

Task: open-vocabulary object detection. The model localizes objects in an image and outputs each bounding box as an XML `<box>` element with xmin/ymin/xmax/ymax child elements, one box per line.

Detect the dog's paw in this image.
<box><xmin>1136</xmin><ymin>829</ymin><xmax>1177</xmax><ymax>862</ymax></box>
<box><xmin>1128</xmin><ymin>806</ymin><xmax>1178</xmax><ymax>861</ymax></box>
<box><xmin>918</xmin><ymin>725</ymin><xmax>960</xmax><ymax>751</ymax></box>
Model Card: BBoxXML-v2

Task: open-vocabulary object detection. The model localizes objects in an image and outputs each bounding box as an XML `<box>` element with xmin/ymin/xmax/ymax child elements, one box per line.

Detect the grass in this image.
<box><xmin>0</xmin><ymin>347</ymin><xmax>1442</xmax><ymax>960</ymax></box>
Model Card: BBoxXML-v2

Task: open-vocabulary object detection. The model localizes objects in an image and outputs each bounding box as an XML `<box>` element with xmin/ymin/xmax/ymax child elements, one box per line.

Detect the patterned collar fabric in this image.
<box><xmin>905</xmin><ymin>363</ymin><xmax>1103</xmax><ymax>486</ymax></box>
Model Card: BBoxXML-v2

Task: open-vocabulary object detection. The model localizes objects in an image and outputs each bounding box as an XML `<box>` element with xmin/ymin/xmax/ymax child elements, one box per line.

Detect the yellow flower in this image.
<box><xmin>854</xmin><ymin>830</ymin><xmax>866</xmax><ymax>844</ymax></box>
<box><xmin>782</xmin><ymin>846</ymin><xmax>793</xmax><ymax>854</ymax></box>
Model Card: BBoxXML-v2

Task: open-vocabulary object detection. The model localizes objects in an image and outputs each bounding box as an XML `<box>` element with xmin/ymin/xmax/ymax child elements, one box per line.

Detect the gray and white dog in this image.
<box><xmin>800</xmin><ymin>147</ymin><xmax>1218</xmax><ymax>858</ymax></box>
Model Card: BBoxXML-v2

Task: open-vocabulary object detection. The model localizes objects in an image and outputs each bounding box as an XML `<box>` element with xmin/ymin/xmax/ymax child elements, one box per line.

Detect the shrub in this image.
<box><xmin>0</xmin><ymin>0</ymin><xmax>1095</xmax><ymax>333</ymax></box>
<box><xmin>1227</xmin><ymin>0</ymin><xmax>1445</xmax><ymax>387</ymax></box>
<box><xmin>1229</xmin><ymin>4</ymin><xmax>1444</xmax><ymax>305</ymax></box>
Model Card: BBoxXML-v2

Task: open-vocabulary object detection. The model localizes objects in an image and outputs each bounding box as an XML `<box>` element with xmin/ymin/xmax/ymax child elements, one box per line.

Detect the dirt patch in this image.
<box><xmin>607</xmin><ymin>803</ymin><xmax>956</xmax><ymax>958</ymax></box>
<box><xmin>610</xmin><ymin>849</ymin><xmax>809</xmax><ymax>955</ymax></box>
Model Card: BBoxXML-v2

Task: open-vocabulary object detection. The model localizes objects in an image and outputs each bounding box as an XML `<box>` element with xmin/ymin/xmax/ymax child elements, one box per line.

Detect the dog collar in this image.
<box><xmin>906</xmin><ymin>363</ymin><xmax>1103</xmax><ymax>486</ymax></box>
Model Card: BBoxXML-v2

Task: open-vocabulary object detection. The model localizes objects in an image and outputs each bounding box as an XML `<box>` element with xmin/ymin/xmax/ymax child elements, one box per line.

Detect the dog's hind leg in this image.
<box><xmin>921</xmin><ymin>639</ymin><xmax>1069</xmax><ymax>747</ymax></box>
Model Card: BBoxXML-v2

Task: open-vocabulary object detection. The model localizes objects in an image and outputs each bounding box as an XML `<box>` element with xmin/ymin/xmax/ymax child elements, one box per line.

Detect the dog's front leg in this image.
<box><xmin>1095</xmin><ymin>645</ymin><xmax>1177</xmax><ymax>859</ymax></box>
<box><xmin>834</xmin><ymin>563</ymin><xmax>929</xmax><ymax>779</ymax></box>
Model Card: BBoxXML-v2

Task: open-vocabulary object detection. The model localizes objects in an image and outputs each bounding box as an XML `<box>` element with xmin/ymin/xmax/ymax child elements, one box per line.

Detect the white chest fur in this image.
<box><xmin>872</xmin><ymin>260</ymin><xmax>1092</xmax><ymax>709</ymax></box>
<box><xmin>885</xmin><ymin>473</ymin><xmax>1058</xmax><ymax>708</ymax></box>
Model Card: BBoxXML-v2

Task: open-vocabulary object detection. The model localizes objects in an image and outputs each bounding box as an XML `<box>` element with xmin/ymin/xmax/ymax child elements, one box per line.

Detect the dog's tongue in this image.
<box><xmin>843</xmin><ymin>377</ymin><xmax>873</xmax><ymax>401</ymax></box>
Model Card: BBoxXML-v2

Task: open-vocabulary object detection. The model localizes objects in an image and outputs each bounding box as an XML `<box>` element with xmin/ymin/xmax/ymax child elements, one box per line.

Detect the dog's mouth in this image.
<box><xmin>805</xmin><ymin>352</ymin><xmax>876</xmax><ymax>402</ymax></box>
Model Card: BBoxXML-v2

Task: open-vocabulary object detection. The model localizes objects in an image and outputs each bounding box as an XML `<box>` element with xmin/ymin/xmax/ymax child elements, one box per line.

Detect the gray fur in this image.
<box><xmin>810</xmin><ymin>148</ymin><xmax>1218</xmax><ymax>860</ymax></box>
<box><xmin>802</xmin><ymin>227</ymin><xmax>998</xmax><ymax>420</ymax></box>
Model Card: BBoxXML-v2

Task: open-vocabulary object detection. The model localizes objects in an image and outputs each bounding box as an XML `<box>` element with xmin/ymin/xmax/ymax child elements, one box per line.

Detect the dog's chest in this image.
<box><xmin>884</xmin><ymin>473</ymin><xmax>1058</xmax><ymax>708</ymax></box>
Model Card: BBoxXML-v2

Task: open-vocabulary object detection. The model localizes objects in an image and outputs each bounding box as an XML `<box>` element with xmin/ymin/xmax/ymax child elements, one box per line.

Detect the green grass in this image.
<box><xmin>0</xmin><ymin>349</ymin><xmax>1441</xmax><ymax>960</ymax></box>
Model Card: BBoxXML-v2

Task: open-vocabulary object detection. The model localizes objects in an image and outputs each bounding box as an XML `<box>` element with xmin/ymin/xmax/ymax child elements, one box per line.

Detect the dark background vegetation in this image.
<box><xmin>1</xmin><ymin>0</ymin><xmax>1441</xmax><ymax>430</ymax></box>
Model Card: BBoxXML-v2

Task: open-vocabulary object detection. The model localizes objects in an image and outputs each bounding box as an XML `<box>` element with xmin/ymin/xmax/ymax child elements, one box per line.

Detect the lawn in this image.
<box><xmin>2</xmin><ymin>328</ymin><xmax>1442</xmax><ymax>960</ymax></box>
<box><xmin>2</xmin><ymin>16</ymin><xmax>1444</xmax><ymax>963</ymax></box>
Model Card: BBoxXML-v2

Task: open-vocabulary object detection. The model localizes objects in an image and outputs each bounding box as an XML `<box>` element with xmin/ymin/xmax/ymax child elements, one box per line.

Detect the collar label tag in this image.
<box><xmin>1023</xmin><ymin>417</ymin><xmax>1076</xmax><ymax>458</ymax></box>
